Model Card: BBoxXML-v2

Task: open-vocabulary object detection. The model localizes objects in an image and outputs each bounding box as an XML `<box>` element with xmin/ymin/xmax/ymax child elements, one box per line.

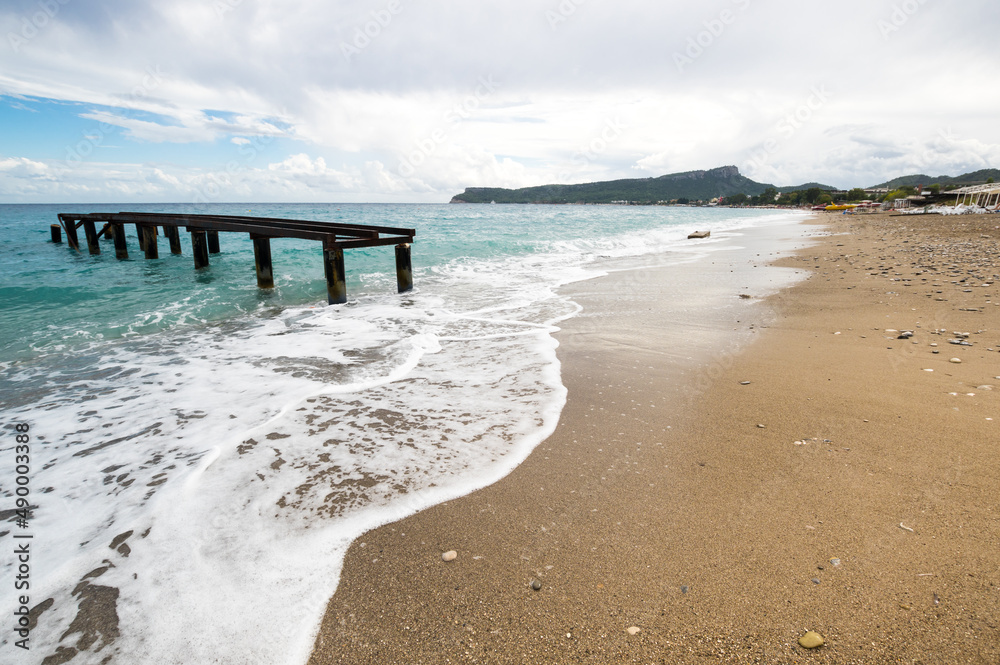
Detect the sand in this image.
<box><xmin>308</xmin><ymin>212</ymin><xmax>999</xmax><ymax>664</ymax></box>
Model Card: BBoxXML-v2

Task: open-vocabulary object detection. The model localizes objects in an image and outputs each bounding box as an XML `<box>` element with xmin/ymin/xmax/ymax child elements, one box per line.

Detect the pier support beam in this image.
<box><xmin>165</xmin><ymin>226</ymin><xmax>182</xmax><ymax>255</ymax></box>
<box><xmin>136</xmin><ymin>224</ymin><xmax>146</xmax><ymax>251</ymax></box>
<box><xmin>207</xmin><ymin>231</ymin><xmax>221</xmax><ymax>254</ymax></box>
<box><xmin>63</xmin><ymin>219</ymin><xmax>79</xmax><ymax>250</ymax></box>
<box><xmin>252</xmin><ymin>235</ymin><xmax>274</xmax><ymax>289</ymax></box>
<box><xmin>112</xmin><ymin>224</ymin><xmax>129</xmax><ymax>259</ymax></box>
<box><xmin>323</xmin><ymin>241</ymin><xmax>347</xmax><ymax>305</ymax></box>
<box><xmin>50</xmin><ymin>224</ymin><xmax>62</xmax><ymax>243</ymax></box>
<box><xmin>83</xmin><ymin>220</ymin><xmax>101</xmax><ymax>255</ymax></box>
<box><xmin>395</xmin><ymin>243</ymin><xmax>413</xmax><ymax>293</ymax></box>
<box><xmin>191</xmin><ymin>231</ymin><xmax>209</xmax><ymax>269</ymax></box>
<box><xmin>142</xmin><ymin>225</ymin><xmax>159</xmax><ymax>259</ymax></box>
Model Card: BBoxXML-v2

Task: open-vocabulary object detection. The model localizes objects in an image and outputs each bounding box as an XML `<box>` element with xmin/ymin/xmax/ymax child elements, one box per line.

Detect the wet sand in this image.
<box><xmin>308</xmin><ymin>212</ymin><xmax>1000</xmax><ymax>664</ymax></box>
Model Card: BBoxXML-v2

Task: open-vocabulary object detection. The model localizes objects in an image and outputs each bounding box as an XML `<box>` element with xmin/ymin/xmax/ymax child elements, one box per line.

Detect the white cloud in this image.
<box><xmin>1</xmin><ymin>0</ymin><xmax>999</xmax><ymax>201</ymax></box>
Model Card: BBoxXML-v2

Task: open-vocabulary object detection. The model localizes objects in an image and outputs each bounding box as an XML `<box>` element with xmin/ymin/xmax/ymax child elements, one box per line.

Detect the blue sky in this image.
<box><xmin>2</xmin><ymin>0</ymin><xmax>999</xmax><ymax>203</ymax></box>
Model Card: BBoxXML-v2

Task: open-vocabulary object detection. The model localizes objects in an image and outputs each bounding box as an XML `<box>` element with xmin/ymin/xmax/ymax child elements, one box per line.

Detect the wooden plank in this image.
<box><xmin>337</xmin><ymin>236</ymin><xmax>414</xmax><ymax>250</ymax></box>
<box><xmin>116</xmin><ymin>211</ymin><xmax>413</xmax><ymax>238</ymax></box>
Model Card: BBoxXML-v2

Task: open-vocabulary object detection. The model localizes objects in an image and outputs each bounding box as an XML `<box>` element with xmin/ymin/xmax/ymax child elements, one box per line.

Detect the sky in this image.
<box><xmin>1</xmin><ymin>0</ymin><xmax>999</xmax><ymax>203</ymax></box>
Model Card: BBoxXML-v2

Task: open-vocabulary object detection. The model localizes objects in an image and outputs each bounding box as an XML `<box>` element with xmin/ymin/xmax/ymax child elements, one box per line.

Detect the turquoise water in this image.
<box><xmin>0</xmin><ymin>203</ymin><xmax>783</xmax><ymax>361</ymax></box>
<box><xmin>0</xmin><ymin>203</ymin><xmax>802</xmax><ymax>665</ymax></box>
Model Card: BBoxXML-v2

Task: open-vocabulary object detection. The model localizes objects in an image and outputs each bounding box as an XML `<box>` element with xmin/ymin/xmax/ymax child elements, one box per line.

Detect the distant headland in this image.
<box><xmin>449</xmin><ymin>166</ymin><xmax>1000</xmax><ymax>206</ymax></box>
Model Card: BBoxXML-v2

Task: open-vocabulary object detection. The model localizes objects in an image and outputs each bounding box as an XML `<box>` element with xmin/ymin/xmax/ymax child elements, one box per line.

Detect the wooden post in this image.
<box><xmin>101</xmin><ymin>223</ymin><xmax>113</xmax><ymax>241</ymax></box>
<box><xmin>252</xmin><ymin>235</ymin><xmax>274</xmax><ymax>289</ymax></box>
<box><xmin>142</xmin><ymin>225</ymin><xmax>159</xmax><ymax>259</ymax></box>
<box><xmin>191</xmin><ymin>231</ymin><xmax>209</xmax><ymax>269</ymax></box>
<box><xmin>395</xmin><ymin>243</ymin><xmax>413</xmax><ymax>293</ymax></box>
<box><xmin>50</xmin><ymin>224</ymin><xmax>62</xmax><ymax>243</ymax></box>
<box><xmin>323</xmin><ymin>240</ymin><xmax>347</xmax><ymax>305</ymax></box>
<box><xmin>112</xmin><ymin>224</ymin><xmax>128</xmax><ymax>259</ymax></box>
<box><xmin>165</xmin><ymin>226</ymin><xmax>182</xmax><ymax>255</ymax></box>
<box><xmin>136</xmin><ymin>223</ymin><xmax>146</xmax><ymax>251</ymax></box>
<box><xmin>207</xmin><ymin>231</ymin><xmax>221</xmax><ymax>254</ymax></box>
<box><xmin>63</xmin><ymin>218</ymin><xmax>79</xmax><ymax>250</ymax></box>
<box><xmin>83</xmin><ymin>220</ymin><xmax>101</xmax><ymax>255</ymax></box>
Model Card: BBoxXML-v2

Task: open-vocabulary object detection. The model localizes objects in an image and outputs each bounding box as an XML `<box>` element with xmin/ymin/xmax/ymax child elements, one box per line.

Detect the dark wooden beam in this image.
<box><xmin>191</xmin><ymin>231</ymin><xmax>209</xmax><ymax>269</ymax></box>
<box><xmin>395</xmin><ymin>243</ymin><xmax>413</xmax><ymax>293</ymax></box>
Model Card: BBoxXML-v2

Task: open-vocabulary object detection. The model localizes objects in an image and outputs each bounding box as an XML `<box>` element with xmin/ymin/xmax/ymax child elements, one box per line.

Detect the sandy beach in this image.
<box><xmin>308</xmin><ymin>212</ymin><xmax>999</xmax><ymax>665</ymax></box>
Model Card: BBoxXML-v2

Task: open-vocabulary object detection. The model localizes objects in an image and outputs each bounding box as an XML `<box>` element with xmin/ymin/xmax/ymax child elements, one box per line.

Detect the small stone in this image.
<box><xmin>530</xmin><ymin>579</ymin><xmax>542</xmax><ymax>591</ymax></box>
<box><xmin>830</xmin><ymin>558</ymin><xmax>841</xmax><ymax>567</ymax></box>
<box><xmin>798</xmin><ymin>631</ymin><xmax>825</xmax><ymax>649</ymax></box>
<box><xmin>950</xmin><ymin>358</ymin><xmax>962</xmax><ymax>364</ymax></box>
<box><xmin>812</xmin><ymin>578</ymin><xmax>821</xmax><ymax>585</ymax></box>
<box><xmin>757</xmin><ymin>424</ymin><xmax>766</xmax><ymax>429</ymax></box>
<box><xmin>680</xmin><ymin>585</ymin><xmax>689</xmax><ymax>594</ymax></box>
<box><xmin>740</xmin><ymin>381</ymin><xmax>752</xmax><ymax>385</ymax></box>
<box><xmin>898</xmin><ymin>331</ymin><xmax>914</xmax><ymax>339</ymax></box>
<box><xmin>626</xmin><ymin>626</ymin><xmax>642</xmax><ymax>636</ymax></box>
<box><xmin>442</xmin><ymin>550</ymin><xmax>458</xmax><ymax>562</ymax></box>
<box><xmin>977</xmin><ymin>385</ymin><xmax>994</xmax><ymax>391</ymax></box>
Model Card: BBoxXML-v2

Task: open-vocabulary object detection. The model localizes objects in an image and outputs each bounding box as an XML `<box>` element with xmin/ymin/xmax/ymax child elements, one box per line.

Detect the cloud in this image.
<box><xmin>1</xmin><ymin>0</ymin><xmax>999</xmax><ymax>201</ymax></box>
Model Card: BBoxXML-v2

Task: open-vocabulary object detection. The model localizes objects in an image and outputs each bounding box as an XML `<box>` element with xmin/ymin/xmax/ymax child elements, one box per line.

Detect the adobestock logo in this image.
<box><xmin>673</xmin><ymin>0</ymin><xmax>752</xmax><ymax>74</ymax></box>
<box><xmin>340</xmin><ymin>0</ymin><xmax>405</xmax><ymax>61</ymax></box>
<box><xmin>6</xmin><ymin>0</ymin><xmax>71</xmax><ymax>53</ymax></box>
<box><xmin>878</xmin><ymin>0</ymin><xmax>931</xmax><ymax>40</ymax></box>
<box><xmin>397</xmin><ymin>75</ymin><xmax>500</xmax><ymax>178</ymax></box>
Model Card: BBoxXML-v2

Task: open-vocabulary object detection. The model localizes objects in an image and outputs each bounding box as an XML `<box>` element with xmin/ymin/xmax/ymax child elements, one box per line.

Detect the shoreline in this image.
<box><xmin>308</xmin><ymin>211</ymin><xmax>999</xmax><ymax>664</ymax></box>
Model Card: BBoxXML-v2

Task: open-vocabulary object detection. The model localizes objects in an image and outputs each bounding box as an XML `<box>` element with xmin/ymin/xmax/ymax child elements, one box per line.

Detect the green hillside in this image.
<box><xmin>450</xmin><ymin>166</ymin><xmax>774</xmax><ymax>204</ymax></box>
<box><xmin>778</xmin><ymin>182</ymin><xmax>838</xmax><ymax>193</ymax></box>
<box><xmin>871</xmin><ymin>168</ymin><xmax>1000</xmax><ymax>189</ymax></box>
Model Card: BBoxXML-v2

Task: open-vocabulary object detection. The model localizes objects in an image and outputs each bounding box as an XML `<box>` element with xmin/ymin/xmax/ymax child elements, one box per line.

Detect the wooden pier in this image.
<box><xmin>54</xmin><ymin>212</ymin><xmax>415</xmax><ymax>304</ymax></box>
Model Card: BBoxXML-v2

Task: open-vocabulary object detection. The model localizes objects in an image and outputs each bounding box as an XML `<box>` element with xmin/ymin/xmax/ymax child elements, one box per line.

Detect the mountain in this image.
<box><xmin>450</xmin><ymin>166</ymin><xmax>775</xmax><ymax>204</ymax></box>
<box><xmin>870</xmin><ymin>168</ymin><xmax>1000</xmax><ymax>190</ymax></box>
<box><xmin>778</xmin><ymin>182</ymin><xmax>839</xmax><ymax>193</ymax></box>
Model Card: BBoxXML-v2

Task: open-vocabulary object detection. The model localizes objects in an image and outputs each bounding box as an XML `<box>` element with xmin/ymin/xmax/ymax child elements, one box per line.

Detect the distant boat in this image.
<box><xmin>490</xmin><ymin>200</ymin><xmax>497</xmax><ymax>204</ymax></box>
<box><xmin>687</xmin><ymin>231</ymin><xmax>711</xmax><ymax>239</ymax></box>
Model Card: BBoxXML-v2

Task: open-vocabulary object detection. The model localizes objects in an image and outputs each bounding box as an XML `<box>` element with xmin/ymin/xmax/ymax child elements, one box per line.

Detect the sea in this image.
<box><xmin>0</xmin><ymin>203</ymin><xmax>808</xmax><ymax>664</ymax></box>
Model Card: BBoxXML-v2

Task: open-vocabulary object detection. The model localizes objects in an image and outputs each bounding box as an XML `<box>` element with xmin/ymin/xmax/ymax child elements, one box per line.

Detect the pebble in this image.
<box><xmin>530</xmin><ymin>579</ymin><xmax>542</xmax><ymax>591</ymax></box>
<box><xmin>812</xmin><ymin>578</ymin><xmax>821</xmax><ymax>585</ymax></box>
<box><xmin>757</xmin><ymin>424</ymin><xmax>766</xmax><ymax>429</ymax></box>
<box><xmin>680</xmin><ymin>585</ymin><xmax>689</xmax><ymax>594</ymax></box>
<box><xmin>830</xmin><ymin>558</ymin><xmax>841</xmax><ymax>567</ymax></box>
<box><xmin>798</xmin><ymin>631</ymin><xmax>825</xmax><ymax>649</ymax></box>
<box><xmin>740</xmin><ymin>381</ymin><xmax>752</xmax><ymax>385</ymax></box>
<box><xmin>441</xmin><ymin>550</ymin><xmax>458</xmax><ymax>562</ymax></box>
<box><xmin>950</xmin><ymin>358</ymin><xmax>962</xmax><ymax>364</ymax></box>
<box><xmin>626</xmin><ymin>626</ymin><xmax>642</xmax><ymax>636</ymax></box>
